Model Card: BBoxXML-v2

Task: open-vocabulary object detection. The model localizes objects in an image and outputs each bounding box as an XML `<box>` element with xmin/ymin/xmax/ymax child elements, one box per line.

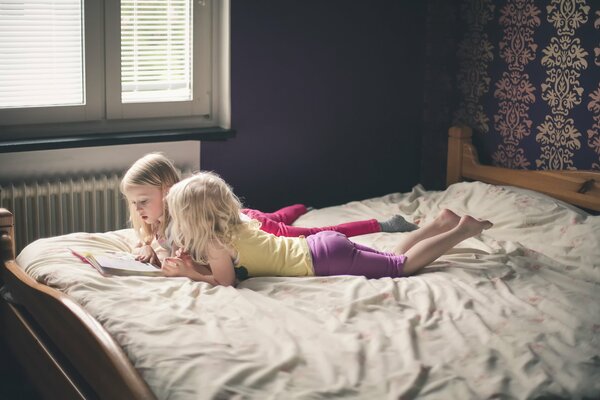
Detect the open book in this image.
<box><xmin>71</xmin><ymin>249</ymin><xmax>163</xmax><ymax>277</ymax></box>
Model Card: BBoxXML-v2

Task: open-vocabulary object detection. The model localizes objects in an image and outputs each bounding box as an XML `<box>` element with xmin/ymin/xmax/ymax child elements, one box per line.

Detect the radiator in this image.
<box><xmin>0</xmin><ymin>174</ymin><xmax>129</xmax><ymax>255</ymax></box>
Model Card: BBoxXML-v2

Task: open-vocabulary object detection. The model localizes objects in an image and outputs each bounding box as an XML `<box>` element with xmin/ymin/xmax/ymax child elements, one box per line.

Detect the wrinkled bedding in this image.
<box><xmin>16</xmin><ymin>182</ymin><xmax>600</xmax><ymax>399</ymax></box>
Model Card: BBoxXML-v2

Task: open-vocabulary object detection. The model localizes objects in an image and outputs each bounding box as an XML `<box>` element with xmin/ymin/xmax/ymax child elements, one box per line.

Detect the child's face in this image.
<box><xmin>125</xmin><ymin>185</ymin><xmax>165</xmax><ymax>225</ymax></box>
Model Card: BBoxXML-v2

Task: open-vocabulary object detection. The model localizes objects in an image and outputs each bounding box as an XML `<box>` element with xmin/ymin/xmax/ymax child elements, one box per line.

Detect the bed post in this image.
<box><xmin>0</xmin><ymin>208</ymin><xmax>15</xmax><ymax>266</ymax></box>
<box><xmin>446</xmin><ymin>125</ymin><xmax>472</xmax><ymax>187</ymax></box>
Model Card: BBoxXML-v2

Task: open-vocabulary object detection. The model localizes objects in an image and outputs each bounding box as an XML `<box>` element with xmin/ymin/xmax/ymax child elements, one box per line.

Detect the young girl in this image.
<box><xmin>162</xmin><ymin>172</ymin><xmax>493</xmax><ymax>285</ymax></box>
<box><xmin>120</xmin><ymin>153</ymin><xmax>417</xmax><ymax>265</ymax></box>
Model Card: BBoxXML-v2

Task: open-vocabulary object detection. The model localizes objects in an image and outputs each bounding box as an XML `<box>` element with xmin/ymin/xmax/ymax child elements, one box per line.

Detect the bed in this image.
<box><xmin>1</xmin><ymin>125</ymin><xmax>599</xmax><ymax>399</ymax></box>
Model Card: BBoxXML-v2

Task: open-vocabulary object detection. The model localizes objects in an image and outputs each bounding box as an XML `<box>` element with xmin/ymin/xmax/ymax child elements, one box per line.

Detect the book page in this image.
<box><xmin>93</xmin><ymin>253</ymin><xmax>161</xmax><ymax>273</ymax></box>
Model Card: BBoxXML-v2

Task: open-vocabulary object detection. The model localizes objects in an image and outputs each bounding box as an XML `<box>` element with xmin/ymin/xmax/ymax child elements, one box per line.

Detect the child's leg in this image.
<box><xmin>307</xmin><ymin>231</ymin><xmax>406</xmax><ymax>279</ymax></box>
<box><xmin>394</xmin><ymin>209</ymin><xmax>461</xmax><ymax>254</ymax></box>
<box><xmin>300</xmin><ymin>215</ymin><xmax>417</xmax><ymax>236</ymax></box>
<box><xmin>256</xmin><ymin>218</ymin><xmax>381</xmax><ymax>237</ymax></box>
<box><xmin>242</xmin><ymin>204</ymin><xmax>308</xmax><ymax>224</ymax></box>
<box><xmin>285</xmin><ymin>219</ymin><xmax>381</xmax><ymax>237</ymax></box>
<box><xmin>400</xmin><ymin>215</ymin><xmax>493</xmax><ymax>275</ymax></box>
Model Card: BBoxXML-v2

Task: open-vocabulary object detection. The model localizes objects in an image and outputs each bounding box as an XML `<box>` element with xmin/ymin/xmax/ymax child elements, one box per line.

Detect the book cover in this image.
<box><xmin>71</xmin><ymin>249</ymin><xmax>163</xmax><ymax>277</ymax></box>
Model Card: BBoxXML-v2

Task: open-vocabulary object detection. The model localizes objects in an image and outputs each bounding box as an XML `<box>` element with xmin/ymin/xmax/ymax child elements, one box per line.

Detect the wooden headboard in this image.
<box><xmin>446</xmin><ymin>125</ymin><xmax>600</xmax><ymax>212</ymax></box>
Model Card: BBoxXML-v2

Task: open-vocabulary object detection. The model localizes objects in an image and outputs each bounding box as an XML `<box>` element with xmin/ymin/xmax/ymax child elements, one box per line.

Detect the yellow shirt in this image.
<box><xmin>232</xmin><ymin>224</ymin><xmax>314</xmax><ymax>277</ymax></box>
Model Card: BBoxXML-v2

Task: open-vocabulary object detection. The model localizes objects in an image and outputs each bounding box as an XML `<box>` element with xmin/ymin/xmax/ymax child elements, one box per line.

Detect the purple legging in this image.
<box><xmin>241</xmin><ymin>204</ymin><xmax>381</xmax><ymax>238</ymax></box>
<box><xmin>306</xmin><ymin>231</ymin><xmax>406</xmax><ymax>279</ymax></box>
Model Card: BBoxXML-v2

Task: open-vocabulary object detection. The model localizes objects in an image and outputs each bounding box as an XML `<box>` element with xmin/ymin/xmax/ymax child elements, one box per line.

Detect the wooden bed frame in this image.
<box><xmin>447</xmin><ymin>125</ymin><xmax>600</xmax><ymax>212</ymax></box>
<box><xmin>1</xmin><ymin>125</ymin><xmax>599</xmax><ymax>399</ymax></box>
<box><xmin>0</xmin><ymin>212</ymin><xmax>156</xmax><ymax>399</ymax></box>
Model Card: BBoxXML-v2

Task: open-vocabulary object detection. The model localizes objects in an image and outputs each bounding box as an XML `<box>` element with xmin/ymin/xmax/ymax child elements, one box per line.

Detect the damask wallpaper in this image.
<box><xmin>453</xmin><ymin>0</ymin><xmax>600</xmax><ymax>171</ymax></box>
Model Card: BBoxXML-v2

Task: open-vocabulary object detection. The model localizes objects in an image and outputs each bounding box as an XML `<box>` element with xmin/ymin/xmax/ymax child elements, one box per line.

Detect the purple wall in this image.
<box><xmin>201</xmin><ymin>1</ymin><xmax>426</xmax><ymax>210</ymax></box>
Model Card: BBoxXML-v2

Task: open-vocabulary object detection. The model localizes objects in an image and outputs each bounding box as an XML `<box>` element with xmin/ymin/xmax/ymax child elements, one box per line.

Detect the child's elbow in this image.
<box><xmin>223</xmin><ymin>278</ymin><xmax>236</xmax><ymax>287</ymax></box>
<box><xmin>214</xmin><ymin>277</ymin><xmax>235</xmax><ymax>287</ymax></box>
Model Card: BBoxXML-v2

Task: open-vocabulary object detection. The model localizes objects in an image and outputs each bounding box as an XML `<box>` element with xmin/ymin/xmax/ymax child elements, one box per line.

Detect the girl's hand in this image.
<box><xmin>163</xmin><ymin>245</ymin><xmax>234</xmax><ymax>286</ymax></box>
<box><xmin>175</xmin><ymin>248</ymin><xmax>212</xmax><ymax>274</ymax></box>
<box><xmin>135</xmin><ymin>244</ymin><xmax>160</xmax><ymax>267</ymax></box>
<box><xmin>175</xmin><ymin>248</ymin><xmax>195</xmax><ymax>267</ymax></box>
<box><xmin>162</xmin><ymin>256</ymin><xmax>196</xmax><ymax>278</ymax></box>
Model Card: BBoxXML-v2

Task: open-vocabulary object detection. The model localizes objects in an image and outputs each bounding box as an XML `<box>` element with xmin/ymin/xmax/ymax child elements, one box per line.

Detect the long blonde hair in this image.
<box><xmin>120</xmin><ymin>153</ymin><xmax>181</xmax><ymax>244</ymax></box>
<box><xmin>166</xmin><ymin>171</ymin><xmax>247</xmax><ymax>263</ymax></box>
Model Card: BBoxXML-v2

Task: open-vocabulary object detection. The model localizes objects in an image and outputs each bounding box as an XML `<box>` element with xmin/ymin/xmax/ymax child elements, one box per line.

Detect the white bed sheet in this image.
<box><xmin>16</xmin><ymin>181</ymin><xmax>600</xmax><ymax>399</ymax></box>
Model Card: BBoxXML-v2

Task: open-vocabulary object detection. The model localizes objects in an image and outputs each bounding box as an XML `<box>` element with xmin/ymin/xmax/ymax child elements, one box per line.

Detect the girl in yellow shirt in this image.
<box><xmin>161</xmin><ymin>172</ymin><xmax>492</xmax><ymax>286</ymax></box>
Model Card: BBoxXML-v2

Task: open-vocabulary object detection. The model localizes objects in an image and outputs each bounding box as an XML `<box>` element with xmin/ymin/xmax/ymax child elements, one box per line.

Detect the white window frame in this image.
<box><xmin>0</xmin><ymin>0</ymin><xmax>230</xmax><ymax>139</ymax></box>
<box><xmin>0</xmin><ymin>0</ymin><xmax>104</xmax><ymax>126</ymax></box>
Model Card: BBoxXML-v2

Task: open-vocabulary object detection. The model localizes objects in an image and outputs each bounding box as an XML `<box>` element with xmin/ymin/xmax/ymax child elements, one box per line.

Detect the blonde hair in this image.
<box><xmin>120</xmin><ymin>153</ymin><xmax>181</xmax><ymax>244</ymax></box>
<box><xmin>166</xmin><ymin>171</ymin><xmax>248</xmax><ymax>264</ymax></box>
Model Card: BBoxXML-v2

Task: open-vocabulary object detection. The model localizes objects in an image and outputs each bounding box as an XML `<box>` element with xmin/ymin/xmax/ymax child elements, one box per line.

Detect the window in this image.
<box><xmin>0</xmin><ymin>0</ymin><xmax>229</xmax><ymax>140</ymax></box>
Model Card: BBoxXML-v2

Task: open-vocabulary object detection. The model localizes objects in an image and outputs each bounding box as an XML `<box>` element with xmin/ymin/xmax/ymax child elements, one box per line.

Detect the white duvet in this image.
<box><xmin>16</xmin><ymin>182</ymin><xmax>600</xmax><ymax>399</ymax></box>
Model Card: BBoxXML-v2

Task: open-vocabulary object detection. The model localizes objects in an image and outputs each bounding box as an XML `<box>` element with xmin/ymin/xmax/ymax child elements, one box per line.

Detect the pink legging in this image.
<box><xmin>241</xmin><ymin>204</ymin><xmax>381</xmax><ymax>238</ymax></box>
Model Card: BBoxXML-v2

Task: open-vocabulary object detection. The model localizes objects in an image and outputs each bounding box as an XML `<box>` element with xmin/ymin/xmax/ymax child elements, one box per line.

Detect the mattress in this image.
<box><xmin>16</xmin><ymin>181</ymin><xmax>600</xmax><ymax>399</ymax></box>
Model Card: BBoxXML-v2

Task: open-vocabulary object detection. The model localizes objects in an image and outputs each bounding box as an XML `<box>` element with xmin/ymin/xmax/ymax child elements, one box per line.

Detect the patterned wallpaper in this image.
<box><xmin>453</xmin><ymin>0</ymin><xmax>600</xmax><ymax>170</ymax></box>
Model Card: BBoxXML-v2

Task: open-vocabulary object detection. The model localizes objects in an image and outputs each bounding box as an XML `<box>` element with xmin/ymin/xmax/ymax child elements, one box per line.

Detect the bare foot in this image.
<box><xmin>456</xmin><ymin>215</ymin><xmax>493</xmax><ymax>236</ymax></box>
<box><xmin>434</xmin><ymin>209</ymin><xmax>461</xmax><ymax>230</ymax></box>
<box><xmin>392</xmin><ymin>209</ymin><xmax>461</xmax><ymax>255</ymax></box>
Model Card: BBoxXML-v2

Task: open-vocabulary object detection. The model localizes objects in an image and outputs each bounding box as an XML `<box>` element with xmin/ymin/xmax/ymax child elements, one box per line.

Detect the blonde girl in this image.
<box><xmin>120</xmin><ymin>153</ymin><xmax>181</xmax><ymax>265</ymax></box>
<box><xmin>163</xmin><ymin>172</ymin><xmax>493</xmax><ymax>286</ymax></box>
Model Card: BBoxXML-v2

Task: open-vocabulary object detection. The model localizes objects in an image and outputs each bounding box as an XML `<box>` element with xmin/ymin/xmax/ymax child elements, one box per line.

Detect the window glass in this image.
<box><xmin>121</xmin><ymin>0</ymin><xmax>192</xmax><ymax>103</ymax></box>
<box><xmin>0</xmin><ymin>0</ymin><xmax>84</xmax><ymax>108</ymax></box>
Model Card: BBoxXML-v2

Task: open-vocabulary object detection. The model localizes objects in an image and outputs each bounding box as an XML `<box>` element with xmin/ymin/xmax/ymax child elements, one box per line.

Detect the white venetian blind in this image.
<box><xmin>0</xmin><ymin>0</ymin><xmax>84</xmax><ymax>108</ymax></box>
<box><xmin>121</xmin><ymin>0</ymin><xmax>193</xmax><ymax>103</ymax></box>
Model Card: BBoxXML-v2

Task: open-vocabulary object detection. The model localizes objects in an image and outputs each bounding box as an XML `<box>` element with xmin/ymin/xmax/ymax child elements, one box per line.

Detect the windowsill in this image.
<box><xmin>0</xmin><ymin>127</ymin><xmax>235</xmax><ymax>153</ymax></box>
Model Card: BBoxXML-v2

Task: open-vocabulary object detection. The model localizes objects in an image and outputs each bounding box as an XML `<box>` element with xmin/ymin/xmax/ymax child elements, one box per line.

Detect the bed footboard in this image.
<box><xmin>0</xmin><ymin>208</ymin><xmax>156</xmax><ymax>400</ymax></box>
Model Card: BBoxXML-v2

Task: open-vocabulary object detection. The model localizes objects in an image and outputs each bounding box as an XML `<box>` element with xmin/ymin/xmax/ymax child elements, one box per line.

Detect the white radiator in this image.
<box><xmin>0</xmin><ymin>174</ymin><xmax>129</xmax><ymax>255</ymax></box>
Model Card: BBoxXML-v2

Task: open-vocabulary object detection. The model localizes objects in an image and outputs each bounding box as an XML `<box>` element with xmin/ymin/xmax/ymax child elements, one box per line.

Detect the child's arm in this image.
<box><xmin>205</xmin><ymin>246</ymin><xmax>236</xmax><ymax>286</ymax></box>
<box><xmin>133</xmin><ymin>242</ymin><xmax>162</xmax><ymax>266</ymax></box>
<box><xmin>175</xmin><ymin>248</ymin><xmax>212</xmax><ymax>275</ymax></box>
<box><xmin>162</xmin><ymin>258</ymin><xmax>220</xmax><ymax>285</ymax></box>
<box><xmin>162</xmin><ymin>245</ymin><xmax>235</xmax><ymax>286</ymax></box>
<box><xmin>133</xmin><ymin>240</ymin><xmax>169</xmax><ymax>267</ymax></box>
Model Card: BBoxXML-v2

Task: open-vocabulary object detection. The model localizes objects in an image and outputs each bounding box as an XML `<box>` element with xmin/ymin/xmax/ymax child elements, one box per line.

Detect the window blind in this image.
<box><xmin>121</xmin><ymin>0</ymin><xmax>193</xmax><ymax>103</ymax></box>
<box><xmin>0</xmin><ymin>0</ymin><xmax>84</xmax><ymax>109</ymax></box>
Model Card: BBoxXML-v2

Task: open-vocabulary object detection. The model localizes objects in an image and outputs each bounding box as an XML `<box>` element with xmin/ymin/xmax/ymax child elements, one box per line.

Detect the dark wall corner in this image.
<box><xmin>202</xmin><ymin>0</ymin><xmax>427</xmax><ymax>210</ymax></box>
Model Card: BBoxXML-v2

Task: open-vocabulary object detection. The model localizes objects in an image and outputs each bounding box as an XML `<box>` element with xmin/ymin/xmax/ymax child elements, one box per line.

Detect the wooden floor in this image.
<box><xmin>0</xmin><ymin>343</ymin><xmax>41</xmax><ymax>400</ymax></box>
